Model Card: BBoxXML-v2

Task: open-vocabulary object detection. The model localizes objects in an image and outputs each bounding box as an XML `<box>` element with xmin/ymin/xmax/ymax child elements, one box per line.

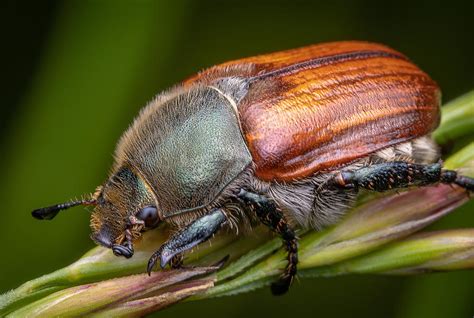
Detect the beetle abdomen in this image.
<box><xmin>188</xmin><ymin>42</ymin><xmax>440</xmax><ymax>182</ymax></box>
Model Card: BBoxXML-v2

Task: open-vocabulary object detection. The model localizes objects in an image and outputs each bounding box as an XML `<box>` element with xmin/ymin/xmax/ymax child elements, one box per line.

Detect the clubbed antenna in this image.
<box><xmin>32</xmin><ymin>199</ymin><xmax>96</xmax><ymax>220</ymax></box>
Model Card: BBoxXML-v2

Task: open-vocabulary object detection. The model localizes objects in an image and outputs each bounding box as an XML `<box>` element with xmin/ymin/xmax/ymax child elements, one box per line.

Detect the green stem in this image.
<box><xmin>433</xmin><ymin>91</ymin><xmax>474</xmax><ymax>145</ymax></box>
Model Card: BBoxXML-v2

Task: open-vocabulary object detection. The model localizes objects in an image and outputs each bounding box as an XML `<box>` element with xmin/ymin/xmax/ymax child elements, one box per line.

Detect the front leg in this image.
<box><xmin>237</xmin><ymin>189</ymin><xmax>298</xmax><ymax>296</ymax></box>
<box><xmin>147</xmin><ymin>208</ymin><xmax>226</xmax><ymax>274</ymax></box>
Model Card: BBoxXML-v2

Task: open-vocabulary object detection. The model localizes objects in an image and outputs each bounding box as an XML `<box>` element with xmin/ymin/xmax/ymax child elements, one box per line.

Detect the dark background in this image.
<box><xmin>1</xmin><ymin>1</ymin><xmax>473</xmax><ymax>317</ymax></box>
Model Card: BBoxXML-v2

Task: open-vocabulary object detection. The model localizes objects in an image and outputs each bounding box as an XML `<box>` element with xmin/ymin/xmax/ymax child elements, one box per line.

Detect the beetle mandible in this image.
<box><xmin>33</xmin><ymin>41</ymin><xmax>474</xmax><ymax>295</ymax></box>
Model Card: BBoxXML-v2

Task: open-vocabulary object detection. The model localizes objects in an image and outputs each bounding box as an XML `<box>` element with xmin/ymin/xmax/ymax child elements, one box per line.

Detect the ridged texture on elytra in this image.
<box><xmin>187</xmin><ymin>41</ymin><xmax>441</xmax><ymax>181</ymax></box>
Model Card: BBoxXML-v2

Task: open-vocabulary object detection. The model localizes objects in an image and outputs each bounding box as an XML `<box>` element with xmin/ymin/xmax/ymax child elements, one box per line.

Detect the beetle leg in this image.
<box><xmin>147</xmin><ymin>208</ymin><xmax>226</xmax><ymax>274</ymax></box>
<box><xmin>332</xmin><ymin>161</ymin><xmax>474</xmax><ymax>192</ymax></box>
<box><xmin>237</xmin><ymin>189</ymin><xmax>298</xmax><ymax>296</ymax></box>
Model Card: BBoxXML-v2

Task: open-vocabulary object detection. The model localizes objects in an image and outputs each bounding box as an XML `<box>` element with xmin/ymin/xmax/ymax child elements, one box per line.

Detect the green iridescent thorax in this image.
<box><xmin>114</xmin><ymin>85</ymin><xmax>252</xmax><ymax>219</ymax></box>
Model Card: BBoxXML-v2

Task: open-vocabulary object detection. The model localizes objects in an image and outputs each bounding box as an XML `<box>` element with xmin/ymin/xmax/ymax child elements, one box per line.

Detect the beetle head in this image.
<box><xmin>32</xmin><ymin>166</ymin><xmax>160</xmax><ymax>259</ymax></box>
<box><xmin>90</xmin><ymin>166</ymin><xmax>159</xmax><ymax>257</ymax></box>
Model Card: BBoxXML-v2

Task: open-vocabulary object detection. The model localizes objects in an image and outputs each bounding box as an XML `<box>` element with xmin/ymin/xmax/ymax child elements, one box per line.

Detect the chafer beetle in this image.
<box><xmin>33</xmin><ymin>41</ymin><xmax>474</xmax><ymax>295</ymax></box>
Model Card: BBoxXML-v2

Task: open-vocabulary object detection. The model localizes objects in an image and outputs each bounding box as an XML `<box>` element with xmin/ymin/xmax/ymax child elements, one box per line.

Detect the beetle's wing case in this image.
<box><xmin>186</xmin><ymin>41</ymin><xmax>441</xmax><ymax>182</ymax></box>
<box><xmin>114</xmin><ymin>86</ymin><xmax>252</xmax><ymax>218</ymax></box>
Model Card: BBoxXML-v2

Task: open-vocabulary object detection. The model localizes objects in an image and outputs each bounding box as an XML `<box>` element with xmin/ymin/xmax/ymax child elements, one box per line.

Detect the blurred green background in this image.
<box><xmin>1</xmin><ymin>1</ymin><xmax>474</xmax><ymax>317</ymax></box>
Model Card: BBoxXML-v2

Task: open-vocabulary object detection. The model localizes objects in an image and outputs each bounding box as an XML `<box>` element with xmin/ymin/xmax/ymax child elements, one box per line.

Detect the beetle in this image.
<box><xmin>32</xmin><ymin>41</ymin><xmax>474</xmax><ymax>295</ymax></box>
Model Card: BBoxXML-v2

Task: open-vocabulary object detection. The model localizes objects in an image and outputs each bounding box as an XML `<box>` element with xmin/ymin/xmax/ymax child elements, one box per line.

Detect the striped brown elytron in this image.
<box><xmin>186</xmin><ymin>41</ymin><xmax>440</xmax><ymax>181</ymax></box>
<box><xmin>248</xmin><ymin>50</ymin><xmax>408</xmax><ymax>82</ymax></box>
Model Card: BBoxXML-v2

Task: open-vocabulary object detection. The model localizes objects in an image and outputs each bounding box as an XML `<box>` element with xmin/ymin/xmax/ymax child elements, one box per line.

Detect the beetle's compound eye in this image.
<box><xmin>136</xmin><ymin>205</ymin><xmax>160</xmax><ymax>228</ymax></box>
